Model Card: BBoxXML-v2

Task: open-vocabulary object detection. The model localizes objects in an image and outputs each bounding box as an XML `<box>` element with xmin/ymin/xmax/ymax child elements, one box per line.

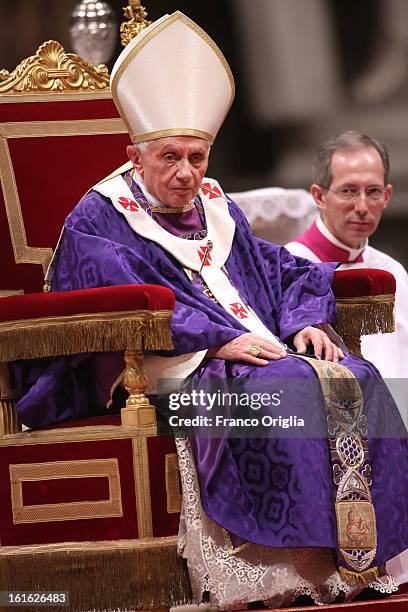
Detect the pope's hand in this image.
<box><xmin>293</xmin><ymin>326</ymin><xmax>345</xmax><ymax>362</ymax></box>
<box><xmin>207</xmin><ymin>333</ymin><xmax>287</xmax><ymax>365</ymax></box>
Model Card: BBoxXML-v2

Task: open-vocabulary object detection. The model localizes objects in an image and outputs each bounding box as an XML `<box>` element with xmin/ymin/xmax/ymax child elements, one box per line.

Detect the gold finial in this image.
<box><xmin>120</xmin><ymin>0</ymin><xmax>151</xmax><ymax>47</ymax></box>
<box><xmin>121</xmin><ymin>350</ymin><xmax>156</xmax><ymax>427</ymax></box>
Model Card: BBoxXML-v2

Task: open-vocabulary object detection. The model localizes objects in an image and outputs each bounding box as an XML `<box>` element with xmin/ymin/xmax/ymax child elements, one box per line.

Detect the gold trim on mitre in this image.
<box><xmin>133</xmin><ymin>128</ymin><xmax>214</xmax><ymax>145</ymax></box>
<box><xmin>111</xmin><ymin>11</ymin><xmax>235</xmax><ymax>144</ymax></box>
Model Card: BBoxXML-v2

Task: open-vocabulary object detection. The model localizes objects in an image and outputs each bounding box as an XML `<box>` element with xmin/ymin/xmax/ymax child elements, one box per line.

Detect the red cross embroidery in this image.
<box><xmin>118</xmin><ymin>196</ymin><xmax>139</xmax><ymax>212</ymax></box>
<box><xmin>198</xmin><ymin>246</ymin><xmax>212</xmax><ymax>266</ymax></box>
<box><xmin>230</xmin><ymin>302</ymin><xmax>248</xmax><ymax>319</ymax></box>
<box><xmin>201</xmin><ymin>183</ymin><xmax>221</xmax><ymax>199</ymax></box>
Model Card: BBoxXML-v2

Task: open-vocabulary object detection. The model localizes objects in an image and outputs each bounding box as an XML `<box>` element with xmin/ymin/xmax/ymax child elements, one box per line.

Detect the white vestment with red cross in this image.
<box><xmin>93</xmin><ymin>175</ymin><xmax>284</xmax><ymax>350</ymax></box>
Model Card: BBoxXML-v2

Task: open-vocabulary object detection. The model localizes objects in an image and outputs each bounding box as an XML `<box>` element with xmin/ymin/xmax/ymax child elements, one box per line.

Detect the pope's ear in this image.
<box><xmin>310</xmin><ymin>184</ymin><xmax>326</xmax><ymax>211</ymax></box>
<box><xmin>127</xmin><ymin>145</ymin><xmax>144</xmax><ymax>176</ymax></box>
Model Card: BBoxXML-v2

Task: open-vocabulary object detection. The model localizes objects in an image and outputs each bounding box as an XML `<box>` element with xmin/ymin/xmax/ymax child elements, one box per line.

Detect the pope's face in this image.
<box><xmin>129</xmin><ymin>136</ymin><xmax>210</xmax><ymax>207</ymax></box>
<box><xmin>311</xmin><ymin>147</ymin><xmax>393</xmax><ymax>248</ymax></box>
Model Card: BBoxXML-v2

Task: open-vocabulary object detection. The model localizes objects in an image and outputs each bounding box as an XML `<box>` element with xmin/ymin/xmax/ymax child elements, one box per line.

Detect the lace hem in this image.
<box><xmin>175</xmin><ymin>438</ymin><xmax>398</xmax><ymax>608</ymax></box>
<box><xmin>368</xmin><ymin>575</ymin><xmax>399</xmax><ymax>594</ymax></box>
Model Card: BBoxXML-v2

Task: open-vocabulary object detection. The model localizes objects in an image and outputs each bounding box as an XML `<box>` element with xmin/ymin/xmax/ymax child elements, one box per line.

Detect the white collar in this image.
<box><xmin>317</xmin><ymin>216</ymin><xmax>367</xmax><ymax>262</ymax></box>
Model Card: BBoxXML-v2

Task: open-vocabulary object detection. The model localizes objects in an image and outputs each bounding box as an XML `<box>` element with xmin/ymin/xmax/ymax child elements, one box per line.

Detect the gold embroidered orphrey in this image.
<box><xmin>300</xmin><ymin>356</ymin><xmax>379</xmax><ymax>585</ymax></box>
<box><xmin>221</xmin><ymin>354</ymin><xmax>379</xmax><ymax>582</ymax></box>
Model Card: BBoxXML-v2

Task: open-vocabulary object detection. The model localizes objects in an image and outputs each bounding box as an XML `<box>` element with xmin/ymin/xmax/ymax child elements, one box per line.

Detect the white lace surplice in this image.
<box><xmin>176</xmin><ymin>438</ymin><xmax>398</xmax><ymax>608</ymax></box>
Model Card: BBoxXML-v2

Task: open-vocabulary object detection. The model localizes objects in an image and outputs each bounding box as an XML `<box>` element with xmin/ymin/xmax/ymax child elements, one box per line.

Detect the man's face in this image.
<box><xmin>310</xmin><ymin>147</ymin><xmax>393</xmax><ymax>248</ymax></box>
<box><xmin>128</xmin><ymin>136</ymin><xmax>210</xmax><ymax>207</ymax></box>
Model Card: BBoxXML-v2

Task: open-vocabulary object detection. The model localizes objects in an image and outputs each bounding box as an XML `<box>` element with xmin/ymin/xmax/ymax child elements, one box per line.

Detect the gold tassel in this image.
<box><xmin>0</xmin><ymin>399</ymin><xmax>20</xmax><ymax>435</ymax></box>
<box><xmin>0</xmin><ymin>543</ymin><xmax>193</xmax><ymax>611</ymax></box>
<box><xmin>145</xmin><ymin>315</ymin><xmax>174</xmax><ymax>351</ymax></box>
<box><xmin>339</xmin><ymin>565</ymin><xmax>380</xmax><ymax>587</ymax></box>
<box><xmin>0</xmin><ymin>310</ymin><xmax>173</xmax><ymax>361</ymax></box>
<box><xmin>334</xmin><ymin>297</ymin><xmax>395</xmax><ymax>355</ymax></box>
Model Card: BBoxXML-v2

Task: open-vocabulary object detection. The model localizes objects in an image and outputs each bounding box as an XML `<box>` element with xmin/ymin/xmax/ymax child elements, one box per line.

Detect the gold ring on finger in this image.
<box><xmin>249</xmin><ymin>344</ymin><xmax>262</xmax><ymax>357</ymax></box>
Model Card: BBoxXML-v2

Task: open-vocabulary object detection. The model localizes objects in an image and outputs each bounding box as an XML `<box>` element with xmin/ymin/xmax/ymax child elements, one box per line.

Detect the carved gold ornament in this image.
<box><xmin>122</xmin><ymin>350</ymin><xmax>156</xmax><ymax>428</ymax></box>
<box><xmin>0</xmin><ymin>40</ymin><xmax>110</xmax><ymax>95</ymax></box>
<box><xmin>120</xmin><ymin>0</ymin><xmax>151</xmax><ymax>47</ymax></box>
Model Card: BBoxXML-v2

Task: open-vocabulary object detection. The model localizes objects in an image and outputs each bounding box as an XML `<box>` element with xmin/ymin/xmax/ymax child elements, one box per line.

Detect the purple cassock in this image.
<box><xmin>15</xmin><ymin>173</ymin><xmax>408</xmax><ymax>571</ymax></box>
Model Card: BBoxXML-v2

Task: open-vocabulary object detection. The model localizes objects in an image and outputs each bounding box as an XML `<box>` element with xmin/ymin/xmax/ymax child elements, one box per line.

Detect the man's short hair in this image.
<box><xmin>313</xmin><ymin>131</ymin><xmax>390</xmax><ymax>188</ymax></box>
<box><xmin>133</xmin><ymin>140</ymin><xmax>152</xmax><ymax>155</ymax></box>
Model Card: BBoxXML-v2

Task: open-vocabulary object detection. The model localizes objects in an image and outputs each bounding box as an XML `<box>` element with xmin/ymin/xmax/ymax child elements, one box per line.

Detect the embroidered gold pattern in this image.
<box><xmin>165</xmin><ymin>453</ymin><xmax>182</xmax><ymax>514</ymax></box>
<box><xmin>132</xmin><ymin>127</ymin><xmax>213</xmax><ymax>145</ymax></box>
<box><xmin>10</xmin><ymin>458</ymin><xmax>122</xmax><ymax>523</ymax></box>
<box><xmin>0</xmin><ymin>421</ymin><xmax>158</xmax><ymax>446</ymax></box>
<box><xmin>337</xmin><ymin>501</ymin><xmax>376</xmax><ymax>550</ymax></box>
<box><xmin>151</xmin><ymin>202</ymin><xmax>195</xmax><ymax>214</ymax></box>
<box><xmin>132</xmin><ymin>436</ymin><xmax>153</xmax><ymax>537</ymax></box>
<box><xmin>0</xmin><ymin>290</ymin><xmax>24</xmax><ymax>297</ymax></box>
<box><xmin>295</xmin><ymin>355</ymin><xmax>378</xmax><ymax>577</ymax></box>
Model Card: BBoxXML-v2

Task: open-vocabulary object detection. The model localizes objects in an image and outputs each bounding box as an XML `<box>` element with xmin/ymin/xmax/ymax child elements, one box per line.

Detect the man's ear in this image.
<box><xmin>383</xmin><ymin>183</ymin><xmax>393</xmax><ymax>210</ymax></box>
<box><xmin>310</xmin><ymin>184</ymin><xmax>326</xmax><ymax>212</ymax></box>
<box><xmin>126</xmin><ymin>145</ymin><xmax>144</xmax><ymax>177</ymax></box>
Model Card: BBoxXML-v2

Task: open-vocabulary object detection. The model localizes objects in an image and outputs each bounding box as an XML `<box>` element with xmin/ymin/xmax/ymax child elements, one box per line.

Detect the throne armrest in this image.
<box><xmin>332</xmin><ymin>269</ymin><xmax>396</xmax><ymax>356</ymax></box>
<box><xmin>0</xmin><ymin>284</ymin><xmax>175</xmax><ymax>434</ymax></box>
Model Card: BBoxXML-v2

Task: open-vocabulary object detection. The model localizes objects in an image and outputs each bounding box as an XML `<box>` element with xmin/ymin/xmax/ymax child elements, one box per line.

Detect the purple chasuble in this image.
<box><xmin>14</xmin><ymin>177</ymin><xmax>408</xmax><ymax>568</ymax></box>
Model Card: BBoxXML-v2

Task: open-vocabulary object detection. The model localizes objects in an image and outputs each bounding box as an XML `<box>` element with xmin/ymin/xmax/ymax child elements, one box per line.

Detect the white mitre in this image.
<box><xmin>110</xmin><ymin>11</ymin><xmax>235</xmax><ymax>144</ymax></box>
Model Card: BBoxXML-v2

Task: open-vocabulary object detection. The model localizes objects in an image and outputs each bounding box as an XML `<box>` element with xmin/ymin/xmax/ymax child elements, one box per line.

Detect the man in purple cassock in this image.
<box><xmin>15</xmin><ymin>11</ymin><xmax>408</xmax><ymax>609</ymax></box>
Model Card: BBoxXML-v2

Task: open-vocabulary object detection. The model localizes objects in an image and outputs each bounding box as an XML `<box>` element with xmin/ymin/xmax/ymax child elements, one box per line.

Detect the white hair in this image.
<box><xmin>132</xmin><ymin>140</ymin><xmax>153</xmax><ymax>155</ymax></box>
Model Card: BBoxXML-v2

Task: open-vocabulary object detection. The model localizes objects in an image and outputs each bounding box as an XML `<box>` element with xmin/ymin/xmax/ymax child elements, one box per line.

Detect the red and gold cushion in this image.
<box><xmin>332</xmin><ymin>269</ymin><xmax>396</xmax><ymax>355</ymax></box>
<box><xmin>0</xmin><ymin>284</ymin><xmax>175</xmax><ymax>323</ymax></box>
<box><xmin>0</xmin><ymin>284</ymin><xmax>175</xmax><ymax>361</ymax></box>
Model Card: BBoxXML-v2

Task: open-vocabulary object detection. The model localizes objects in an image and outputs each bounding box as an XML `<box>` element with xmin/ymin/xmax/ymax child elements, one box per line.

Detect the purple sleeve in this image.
<box><xmin>53</xmin><ymin>192</ymin><xmax>245</xmax><ymax>354</ymax></box>
<box><xmin>257</xmin><ymin>240</ymin><xmax>338</xmax><ymax>340</ymax></box>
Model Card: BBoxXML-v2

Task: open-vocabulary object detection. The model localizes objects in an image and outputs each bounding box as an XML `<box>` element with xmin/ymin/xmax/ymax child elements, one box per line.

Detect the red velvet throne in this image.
<box><xmin>0</xmin><ymin>40</ymin><xmax>190</xmax><ymax>611</ymax></box>
<box><xmin>0</xmin><ymin>36</ymin><xmax>397</xmax><ymax>612</ymax></box>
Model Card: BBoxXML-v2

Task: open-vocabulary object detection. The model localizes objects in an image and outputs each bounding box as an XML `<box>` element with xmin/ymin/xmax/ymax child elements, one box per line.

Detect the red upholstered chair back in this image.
<box><xmin>0</xmin><ymin>40</ymin><xmax>132</xmax><ymax>296</ymax></box>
